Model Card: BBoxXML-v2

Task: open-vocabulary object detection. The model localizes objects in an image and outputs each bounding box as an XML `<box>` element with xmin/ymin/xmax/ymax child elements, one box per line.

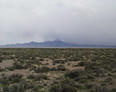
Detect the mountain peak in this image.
<box><xmin>54</xmin><ymin>39</ymin><xmax>62</xmax><ymax>42</ymax></box>
<box><xmin>29</xmin><ymin>41</ymin><xmax>38</xmax><ymax>44</ymax></box>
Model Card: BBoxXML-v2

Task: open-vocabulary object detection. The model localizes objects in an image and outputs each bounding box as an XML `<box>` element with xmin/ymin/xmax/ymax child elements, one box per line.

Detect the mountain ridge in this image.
<box><xmin>0</xmin><ymin>40</ymin><xmax>116</xmax><ymax>48</ymax></box>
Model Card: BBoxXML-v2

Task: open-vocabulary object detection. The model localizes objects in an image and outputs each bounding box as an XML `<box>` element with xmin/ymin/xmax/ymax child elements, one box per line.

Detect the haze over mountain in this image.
<box><xmin>0</xmin><ymin>0</ymin><xmax>116</xmax><ymax>45</ymax></box>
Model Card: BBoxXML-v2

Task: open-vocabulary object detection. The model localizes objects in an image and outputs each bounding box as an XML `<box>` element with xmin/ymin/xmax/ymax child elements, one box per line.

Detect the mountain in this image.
<box><xmin>0</xmin><ymin>40</ymin><xmax>116</xmax><ymax>48</ymax></box>
<box><xmin>0</xmin><ymin>40</ymin><xmax>78</xmax><ymax>48</ymax></box>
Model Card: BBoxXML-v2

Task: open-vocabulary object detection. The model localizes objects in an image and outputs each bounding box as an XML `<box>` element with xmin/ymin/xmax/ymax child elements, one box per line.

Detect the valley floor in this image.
<box><xmin>0</xmin><ymin>48</ymin><xmax>116</xmax><ymax>92</ymax></box>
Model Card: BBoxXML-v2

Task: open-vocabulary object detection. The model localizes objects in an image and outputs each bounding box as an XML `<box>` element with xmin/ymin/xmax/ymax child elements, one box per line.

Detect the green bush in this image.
<box><xmin>57</xmin><ymin>65</ymin><xmax>66</xmax><ymax>71</ymax></box>
<box><xmin>34</xmin><ymin>66</ymin><xmax>50</xmax><ymax>73</ymax></box>
<box><xmin>27</xmin><ymin>74</ymin><xmax>48</xmax><ymax>81</ymax></box>
<box><xmin>49</xmin><ymin>78</ymin><xmax>77</xmax><ymax>92</ymax></box>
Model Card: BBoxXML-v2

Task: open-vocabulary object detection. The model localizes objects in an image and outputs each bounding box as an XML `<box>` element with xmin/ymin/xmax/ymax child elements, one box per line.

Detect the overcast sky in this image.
<box><xmin>0</xmin><ymin>0</ymin><xmax>116</xmax><ymax>45</ymax></box>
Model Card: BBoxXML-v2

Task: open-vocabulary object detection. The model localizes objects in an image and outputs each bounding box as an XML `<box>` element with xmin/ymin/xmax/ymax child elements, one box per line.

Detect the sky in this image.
<box><xmin>0</xmin><ymin>0</ymin><xmax>116</xmax><ymax>45</ymax></box>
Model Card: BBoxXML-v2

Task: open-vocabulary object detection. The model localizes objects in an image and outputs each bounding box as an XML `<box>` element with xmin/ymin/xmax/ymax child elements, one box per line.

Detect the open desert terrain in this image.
<box><xmin>0</xmin><ymin>48</ymin><xmax>116</xmax><ymax>92</ymax></box>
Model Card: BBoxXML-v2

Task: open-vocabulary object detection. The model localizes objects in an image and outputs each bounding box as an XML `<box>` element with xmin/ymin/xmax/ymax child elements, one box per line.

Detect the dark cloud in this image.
<box><xmin>0</xmin><ymin>0</ymin><xmax>116</xmax><ymax>45</ymax></box>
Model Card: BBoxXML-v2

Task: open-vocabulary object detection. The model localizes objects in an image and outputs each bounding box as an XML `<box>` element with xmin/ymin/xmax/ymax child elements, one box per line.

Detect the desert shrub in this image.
<box><xmin>65</xmin><ymin>70</ymin><xmax>84</xmax><ymax>79</ymax></box>
<box><xmin>27</xmin><ymin>74</ymin><xmax>48</xmax><ymax>81</ymax></box>
<box><xmin>0</xmin><ymin>78</ymin><xmax>8</xmax><ymax>86</ymax></box>
<box><xmin>0</xmin><ymin>67</ymin><xmax>5</xmax><ymax>72</ymax></box>
<box><xmin>57</xmin><ymin>65</ymin><xmax>66</xmax><ymax>71</ymax></box>
<box><xmin>85</xmin><ymin>83</ymin><xmax>94</xmax><ymax>89</ymax></box>
<box><xmin>92</xmin><ymin>87</ymin><xmax>110</xmax><ymax>92</ymax></box>
<box><xmin>34</xmin><ymin>66</ymin><xmax>50</xmax><ymax>73</ymax></box>
<box><xmin>49</xmin><ymin>78</ymin><xmax>77</xmax><ymax>92</ymax></box>
<box><xmin>50</xmin><ymin>67</ymin><xmax>57</xmax><ymax>71</ymax></box>
<box><xmin>53</xmin><ymin>59</ymin><xmax>66</xmax><ymax>64</ymax></box>
<box><xmin>0</xmin><ymin>56</ymin><xmax>3</xmax><ymax>62</ymax></box>
<box><xmin>0</xmin><ymin>74</ymin><xmax>23</xmax><ymax>85</ymax></box>
<box><xmin>8</xmin><ymin>84</ymin><xmax>22</xmax><ymax>92</ymax></box>
<box><xmin>39</xmin><ymin>58</ymin><xmax>44</xmax><ymax>61</ymax></box>
<box><xmin>86</xmin><ymin>74</ymin><xmax>95</xmax><ymax>81</ymax></box>
<box><xmin>2</xmin><ymin>86</ymin><xmax>9</xmax><ymax>92</ymax></box>
<box><xmin>68</xmin><ymin>57</ymin><xmax>79</xmax><ymax>61</ymax></box>
<box><xmin>78</xmin><ymin>61</ymin><xmax>86</xmax><ymax>66</ymax></box>
<box><xmin>7</xmin><ymin>80</ymin><xmax>35</xmax><ymax>92</ymax></box>
<box><xmin>7</xmin><ymin>74</ymin><xmax>23</xmax><ymax>83</ymax></box>
<box><xmin>111</xmin><ymin>88</ymin><xmax>116</xmax><ymax>92</ymax></box>
<box><xmin>12</xmin><ymin>62</ymin><xmax>25</xmax><ymax>69</ymax></box>
<box><xmin>32</xmin><ymin>84</ymin><xmax>47</xmax><ymax>92</ymax></box>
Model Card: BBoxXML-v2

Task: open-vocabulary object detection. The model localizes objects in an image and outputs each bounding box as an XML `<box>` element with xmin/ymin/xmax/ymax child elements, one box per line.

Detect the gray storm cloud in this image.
<box><xmin>0</xmin><ymin>0</ymin><xmax>116</xmax><ymax>45</ymax></box>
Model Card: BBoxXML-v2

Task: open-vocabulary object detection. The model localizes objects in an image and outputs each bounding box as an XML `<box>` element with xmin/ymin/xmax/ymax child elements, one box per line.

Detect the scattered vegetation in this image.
<box><xmin>0</xmin><ymin>48</ymin><xmax>116</xmax><ymax>92</ymax></box>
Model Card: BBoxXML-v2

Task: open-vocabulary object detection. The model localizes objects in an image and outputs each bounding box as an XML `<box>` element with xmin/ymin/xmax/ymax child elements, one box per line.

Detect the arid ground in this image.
<box><xmin>0</xmin><ymin>48</ymin><xmax>116</xmax><ymax>92</ymax></box>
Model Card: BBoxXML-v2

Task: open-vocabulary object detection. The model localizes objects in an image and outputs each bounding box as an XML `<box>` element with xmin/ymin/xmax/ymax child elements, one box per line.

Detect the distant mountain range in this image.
<box><xmin>0</xmin><ymin>40</ymin><xmax>116</xmax><ymax>48</ymax></box>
